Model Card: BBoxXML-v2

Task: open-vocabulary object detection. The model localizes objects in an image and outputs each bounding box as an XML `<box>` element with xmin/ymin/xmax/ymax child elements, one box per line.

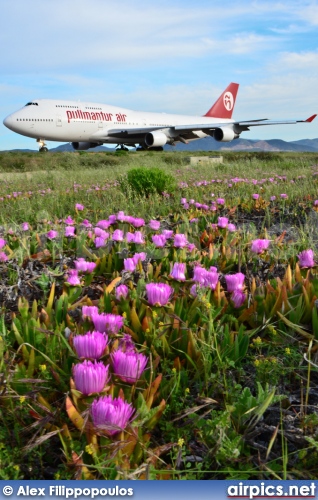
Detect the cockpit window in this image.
<box><xmin>24</xmin><ymin>102</ymin><xmax>38</xmax><ymax>106</ymax></box>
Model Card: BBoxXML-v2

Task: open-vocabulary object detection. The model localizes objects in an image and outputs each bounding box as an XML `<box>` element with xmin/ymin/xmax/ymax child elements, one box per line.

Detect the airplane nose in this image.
<box><xmin>3</xmin><ymin>114</ymin><xmax>14</xmax><ymax>130</ymax></box>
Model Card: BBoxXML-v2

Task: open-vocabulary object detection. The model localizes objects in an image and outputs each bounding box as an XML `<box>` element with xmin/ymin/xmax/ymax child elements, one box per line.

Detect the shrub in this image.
<box><xmin>118</xmin><ymin>167</ymin><xmax>176</xmax><ymax>197</ymax></box>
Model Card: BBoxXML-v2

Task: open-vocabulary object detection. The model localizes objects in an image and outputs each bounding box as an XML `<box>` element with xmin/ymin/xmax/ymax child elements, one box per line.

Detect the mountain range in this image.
<box><xmin>4</xmin><ymin>137</ymin><xmax>318</xmax><ymax>153</ymax></box>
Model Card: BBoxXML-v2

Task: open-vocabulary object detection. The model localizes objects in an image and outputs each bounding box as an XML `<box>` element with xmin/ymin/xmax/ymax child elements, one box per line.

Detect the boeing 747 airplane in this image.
<box><xmin>3</xmin><ymin>83</ymin><xmax>316</xmax><ymax>152</ymax></box>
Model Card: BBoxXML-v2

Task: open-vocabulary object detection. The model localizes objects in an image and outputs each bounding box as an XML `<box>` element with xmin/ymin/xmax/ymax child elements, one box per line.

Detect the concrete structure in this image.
<box><xmin>187</xmin><ymin>156</ymin><xmax>223</xmax><ymax>166</ymax></box>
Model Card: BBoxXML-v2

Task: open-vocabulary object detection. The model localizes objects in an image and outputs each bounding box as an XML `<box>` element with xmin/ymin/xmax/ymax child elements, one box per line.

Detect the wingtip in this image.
<box><xmin>305</xmin><ymin>114</ymin><xmax>317</xmax><ymax>122</ymax></box>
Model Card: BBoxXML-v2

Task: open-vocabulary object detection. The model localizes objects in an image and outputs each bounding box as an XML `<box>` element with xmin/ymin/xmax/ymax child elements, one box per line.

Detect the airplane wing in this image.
<box><xmin>174</xmin><ymin>115</ymin><xmax>317</xmax><ymax>134</ymax></box>
<box><xmin>95</xmin><ymin>114</ymin><xmax>317</xmax><ymax>137</ymax></box>
<box><xmin>90</xmin><ymin>114</ymin><xmax>317</xmax><ymax>145</ymax></box>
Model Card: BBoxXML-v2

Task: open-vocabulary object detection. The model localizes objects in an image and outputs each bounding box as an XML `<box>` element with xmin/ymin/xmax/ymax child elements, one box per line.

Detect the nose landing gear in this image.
<box><xmin>37</xmin><ymin>139</ymin><xmax>48</xmax><ymax>152</ymax></box>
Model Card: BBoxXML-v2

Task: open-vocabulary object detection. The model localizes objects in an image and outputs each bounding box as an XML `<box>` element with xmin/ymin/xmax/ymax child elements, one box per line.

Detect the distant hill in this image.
<box><xmin>2</xmin><ymin>138</ymin><xmax>318</xmax><ymax>153</ymax></box>
<box><xmin>165</xmin><ymin>137</ymin><xmax>318</xmax><ymax>152</ymax></box>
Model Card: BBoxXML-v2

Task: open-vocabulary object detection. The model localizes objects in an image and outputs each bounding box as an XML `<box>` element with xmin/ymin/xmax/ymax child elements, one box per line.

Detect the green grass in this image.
<box><xmin>0</xmin><ymin>150</ymin><xmax>318</xmax><ymax>480</ymax></box>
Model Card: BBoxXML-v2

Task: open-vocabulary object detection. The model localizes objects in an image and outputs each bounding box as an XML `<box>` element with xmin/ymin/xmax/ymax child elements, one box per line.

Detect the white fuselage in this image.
<box><xmin>3</xmin><ymin>99</ymin><xmax>231</xmax><ymax>145</ymax></box>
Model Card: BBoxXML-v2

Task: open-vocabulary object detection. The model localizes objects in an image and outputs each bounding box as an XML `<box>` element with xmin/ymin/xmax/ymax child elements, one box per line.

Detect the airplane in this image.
<box><xmin>3</xmin><ymin>83</ymin><xmax>316</xmax><ymax>152</ymax></box>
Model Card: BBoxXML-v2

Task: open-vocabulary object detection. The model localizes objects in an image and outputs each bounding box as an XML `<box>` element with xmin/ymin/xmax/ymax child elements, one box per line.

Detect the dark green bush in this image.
<box><xmin>118</xmin><ymin>167</ymin><xmax>176</xmax><ymax>197</ymax></box>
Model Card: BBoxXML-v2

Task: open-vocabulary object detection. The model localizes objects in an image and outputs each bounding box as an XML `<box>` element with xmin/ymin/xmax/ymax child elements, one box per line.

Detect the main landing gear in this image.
<box><xmin>37</xmin><ymin>139</ymin><xmax>48</xmax><ymax>152</ymax></box>
<box><xmin>116</xmin><ymin>145</ymin><xmax>130</xmax><ymax>151</ymax></box>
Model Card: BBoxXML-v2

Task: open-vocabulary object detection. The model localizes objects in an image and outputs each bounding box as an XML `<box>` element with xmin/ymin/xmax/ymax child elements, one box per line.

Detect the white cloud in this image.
<box><xmin>296</xmin><ymin>2</ymin><xmax>318</xmax><ymax>26</ymax></box>
<box><xmin>274</xmin><ymin>50</ymin><xmax>318</xmax><ymax>69</ymax></box>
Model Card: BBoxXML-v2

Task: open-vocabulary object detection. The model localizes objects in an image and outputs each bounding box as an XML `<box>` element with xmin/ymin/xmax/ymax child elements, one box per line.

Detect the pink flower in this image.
<box><xmin>0</xmin><ymin>252</ymin><xmax>8</xmax><ymax>262</ymax></box>
<box><xmin>0</xmin><ymin>238</ymin><xmax>6</xmax><ymax>249</ymax></box>
<box><xmin>115</xmin><ymin>284</ymin><xmax>129</xmax><ymax>300</ymax></box>
<box><xmin>96</xmin><ymin>220</ymin><xmax>111</xmax><ymax>229</ymax></box>
<box><xmin>187</xmin><ymin>243</ymin><xmax>196</xmax><ymax>252</ymax></box>
<box><xmin>75</xmin><ymin>203</ymin><xmax>84</xmax><ymax>211</ymax></box>
<box><xmin>132</xmin><ymin>218</ymin><xmax>145</xmax><ymax>228</ymax></box>
<box><xmin>112</xmin><ymin>350</ymin><xmax>148</xmax><ymax>384</ymax></box>
<box><xmin>91</xmin><ymin>312</ymin><xmax>124</xmax><ymax>334</ymax></box>
<box><xmin>298</xmin><ymin>249</ymin><xmax>315</xmax><ymax>268</ymax></box>
<box><xmin>66</xmin><ymin>269</ymin><xmax>81</xmax><ymax>286</ymax></box>
<box><xmin>149</xmin><ymin>220</ymin><xmax>160</xmax><ymax>230</ymax></box>
<box><xmin>251</xmin><ymin>239</ymin><xmax>270</xmax><ymax>254</ymax></box>
<box><xmin>152</xmin><ymin>234</ymin><xmax>167</xmax><ymax>247</ymax></box>
<box><xmin>81</xmin><ymin>219</ymin><xmax>92</xmax><ymax>228</ymax></box>
<box><xmin>252</xmin><ymin>194</ymin><xmax>259</xmax><ymax>200</ymax></box>
<box><xmin>73</xmin><ymin>331</ymin><xmax>108</xmax><ymax>359</ymax></box>
<box><xmin>203</xmin><ymin>269</ymin><xmax>219</xmax><ymax>290</ymax></box>
<box><xmin>132</xmin><ymin>252</ymin><xmax>146</xmax><ymax>265</ymax></box>
<box><xmin>218</xmin><ymin>217</ymin><xmax>228</xmax><ymax>229</ymax></box>
<box><xmin>227</xmin><ymin>223</ymin><xmax>236</xmax><ymax>232</ymax></box>
<box><xmin>225</xmin><ymin>273</ymin><xmax>245</xmax><ymax>292</ymax></box>
<box><xmin>118</xmin><ymin>334</ymin><xmax>136</xmax><ymax>352</ymax></box>
<box><xmin>280</xmin><ymin>193</ymin><xmax>288</xmax><ymax>199</ymax></box>
<box><xmin>46</xmin><ymin>230</ymin><xmax>58</xmax><ymax>240</ymax></box>
<box><xmin>216</xmin><ymin>198</ymin><xmax>225</xmax><ymax>205</ymax></box>
<box><xmin>193</xmin><ymin>266</ymin><xmax>207</xmax><ymax>284</ymax></box>
<box><xmin>170</xmin><ymin>262</ymin><xmax>186</xmax><ymax>281</ymax></box>
<box><xmin>126</xmin><ymin>232</ymin><xmax>135</xmax><ymax>243</ymax></box>
<box><xmin>21</xmin><ymin>222</ymin><xmax>29</xmax><ymax>231</ymax></box>
<box><xmin>73</xmin><ymin>360</ymin><xmax>110</xmax><ymax>395</ymax></box>
<box><xmin>162</xmin><ymin>230</ymin><xmax>174</xmax><ymax>239</ymax></box>
<box><xmin>112</xmin><ymin>229</ymin><xmax>124</xmax><ymax>242</ymax></box>
<box><xmin>193</xmin><ymin>266</ymin><xmax>218</xmax><ymax>290</ymax></box>
<box><xmin>91</xmin><ymin>395</ymin><xmax>135</xmax><ymax>435</ymax></box>
<box><xmin>174</xmin><ymin>234</ymin><xmax>188</xmax><ymax>248</ymax></box>
<box><xmin>132</xmin><ymin>231</ymin><xmax>145</xmax><ymax>244</ymax></box>
<box><xmin>146</xmin><ymin>283</ymin><xmax>174</xmax><ymax>306</ymax></box>
<box><xmin>190</xmin><ymin>284</ymin><xmax>197</xmax><ymax>297</ymax></box>
<box><xmin>74</xmin><ymin>258</ymin><xmax>96</xmax><ymax>273</ymax></box>
<box><xmin>124</xmin><ymin>258</ymin><xmax>136</xmax><ymax>272</ymax></box>
<box><xmin>82</xmin><ymin>306</ymin><xmax>99</xmax><ymax>319</ymax></box>
<box><xmin>231</xmin><ymin>290</ymin><xmax>246</xmax><ymax>308</ymax></box>
<box><xmin>117</xmin><ymin>211</ymin><xmax>125</xmax><ymax>221</ymax></box>
<box><xmin>65</xmin><ymin>226</ymin><xmax>76</xmax><ymax>238</ymax></box>
<box><xmin>64</xmin><ymin>216</ymin><xmax>75</xmax><ymax>225</ymax></box>
<box><xmin>95</xmin><ymin>237</ymin><xmax>107</xmax><ymax>248</ymax></box>
<box><xmin>108</xmin><ymin>215</ymin><xmax>117</xmax><ymax>224</ymax></box>
<box><xmin>94</xmin><ymin>228</ymin><xmax>109</xmax><ymax>239</ymax></box>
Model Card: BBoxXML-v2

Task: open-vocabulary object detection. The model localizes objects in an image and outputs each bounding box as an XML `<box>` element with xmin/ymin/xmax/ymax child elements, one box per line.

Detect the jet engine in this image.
<box><xmin>144</xmin><ymin>131</ymin><xmax>168</xmax><ymax>148</ymax></box>
<box><xmin>213</xmin><ymin>128</ymin><xmax>239</xmax><ymax>142</ymax></box>
<box><xmin>72</xmin><ymin>142</ymin><xmax>100</xmax><ymax>150</ymax></box>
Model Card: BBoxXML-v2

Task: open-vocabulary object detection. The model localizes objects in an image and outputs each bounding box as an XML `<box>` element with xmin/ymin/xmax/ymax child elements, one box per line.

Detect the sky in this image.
<box><xmin>1</xmin><ymin>0</ymin><xmax>318</xmax><ymax>150</ymax></box>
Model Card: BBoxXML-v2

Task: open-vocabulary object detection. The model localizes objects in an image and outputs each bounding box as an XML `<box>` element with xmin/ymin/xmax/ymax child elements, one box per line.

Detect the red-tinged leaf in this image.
<box><xmin>238</xmin><ymin>302</ymin><xmax>258</xmax><ymax>324</ymax></box>
<box><xmin>276</xmin><ymin>311</ymin><xmax>313</xmax><ymax>339</ymax></box>
<box><xmin>71</xmin><ymin>451</ymin><xmax>95</xmax><ymax>480</ymax></box>
<box><xmin>275</xmin><ymin>231</ymin><xmax>286</xmax><ymax>244</ymax></box>
<box><xmin>29</xmin><ymin>409</ymin><xmax>41</xmax><ymax>420</ymax></box>
<box><xmin>173</xmin><ymin>357</ymin><xmax>183</xmax><ymax>371</ymax></box>
<box><xmin>123</xmin><ymin>326</ymin><xmax>139</xmax><ymax>342</ymax></box>
<box><xmin>105</xmin><ymin>276</ymin><xmax>122</xmax><ymax>294</ymax></box>
<box><xmin>145</xmin><ymin>399</ymin><xmax>166</xmax><ymax>430</ymax></box>
<box><xmin>143</xmin><ymin>374</ymin><xmax>163</xmax><ymax>409</ymax></box>
<box><xmin>117</xmin><ymin>388</ymin><xmax>125</xmax><ymax>401</ymax></box>
<box><xmin>66</xmin><ymin>396</ymin><xmax>85</xmax><ymax>431</ymax></box>
<box><xmin>37</xmin><ymin>394</ymin><xmax>53</xmax><ymax>412</ymax></box>
<box><xmin>121</xmin><ymin>433</ymin><xmax>137</xmax><ymax>457</ymax></box>
<box><xmin>147</xmin><ymin>442</ymin><xmax>177</xmax><ymax>466</ymax></box>
<box><xmin>284</xmin><ymin>265</ymin><xmax>293</xmax><ymax>291</ymax></box>
<box><xmin>130</xmin><ymin>306</ymin><xmax>142</xmax><ymax>332</ymax></box>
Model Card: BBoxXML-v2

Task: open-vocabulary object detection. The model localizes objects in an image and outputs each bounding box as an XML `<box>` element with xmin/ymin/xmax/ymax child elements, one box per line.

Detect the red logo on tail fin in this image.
<box><xmin>204</xmin><ymin>83</ymin><xmax>239</xmax><ymax>119</ymax></box>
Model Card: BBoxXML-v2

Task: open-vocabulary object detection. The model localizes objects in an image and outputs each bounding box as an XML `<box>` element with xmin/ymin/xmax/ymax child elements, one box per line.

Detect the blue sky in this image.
<box><xmin>1</xmin><ymin>0</ymin><xmax>318</xmax><ymax>150</ymax></box>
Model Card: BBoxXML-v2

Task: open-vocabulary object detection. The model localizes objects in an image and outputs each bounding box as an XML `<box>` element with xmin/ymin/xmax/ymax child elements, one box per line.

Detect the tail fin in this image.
<box><xmin>204</xmin><ymin>82</ymin><xmax>239</xmax><ymax>119</ymax></box>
